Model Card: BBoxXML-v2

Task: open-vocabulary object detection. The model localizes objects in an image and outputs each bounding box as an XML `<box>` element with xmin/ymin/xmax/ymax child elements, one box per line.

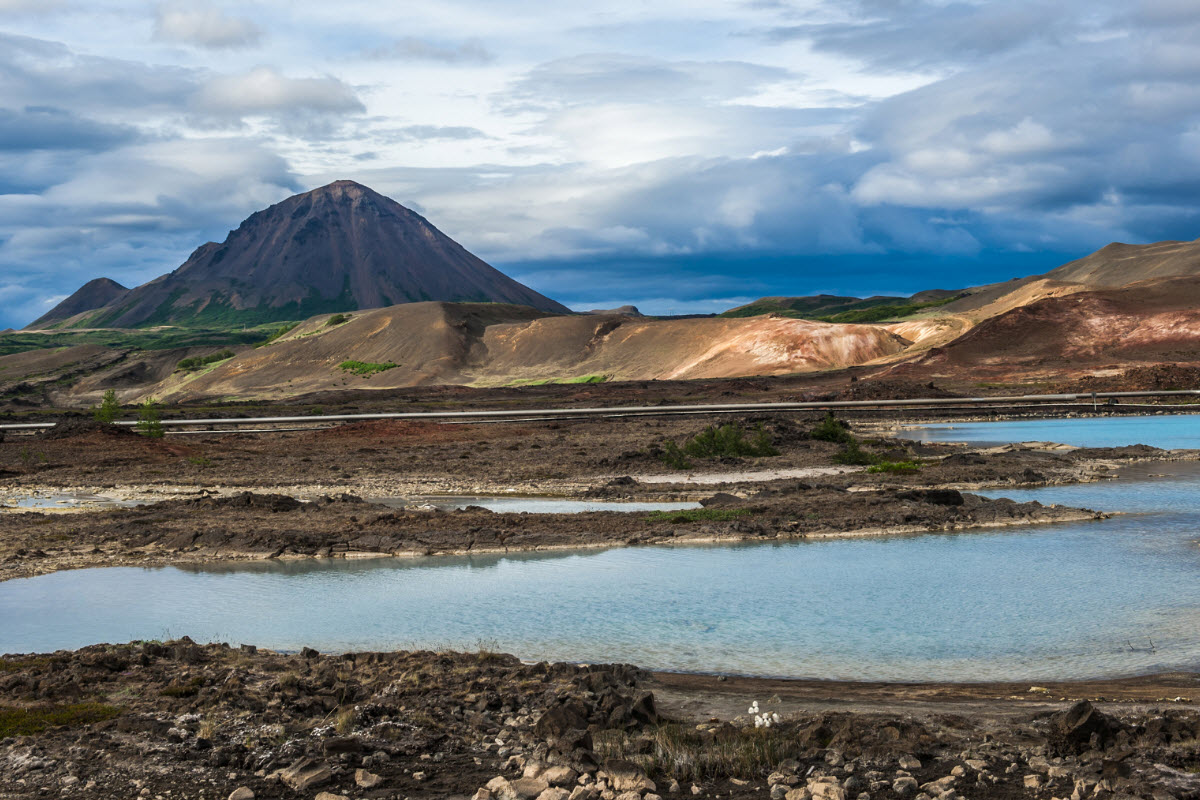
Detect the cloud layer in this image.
<box><xmin>2</xmin><ymin>1</ymin><xmax>1200</xmax><ymax>327</ymax></box>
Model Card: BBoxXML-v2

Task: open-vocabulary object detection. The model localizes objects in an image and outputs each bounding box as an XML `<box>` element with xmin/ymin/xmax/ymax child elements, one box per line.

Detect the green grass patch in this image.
<box><xmin>159</xmin><ymin>676</ymin><xmax>205</xmax><ymax>698</ymax></box>
<box><xmin>0</xmin><ymin>703</ymin><xmax>121</xmax><ymax>737</ymax></box>
<box><xmin>0</xmin><ymin>326</ymin><xmax>284</xmax><ymax>357</ymax></box>
<box><xmin>338</xmin><ymin>360</ymin><xmax>398</xmax><ymax>376</ymax></box>
<box><xmin>813</xmin><ymin>295</ymin><xmax>962</xmax><ymax>324</ymax></box>
<box><xmin>176</xmin><ymin>349</ymin><xmax>235</xmax><ymax>372</ymax></box>
<box><xmin>595</xmin><ymin>723</ymin><xmax>806</xmax><ymax>783</ymax></box>
<box><xmin>866</xmin><ymin>460</ymin><xmax>923</xmax><ymax>474</ymax></box>
<box><xmin>647</xmin><ymin>508</ymin><xmax>751</xmax><ymax>524</ymax></box>
<box><xmin>509</xmin><ymin>374</ymin><xmax>609</xmax><ymax>386</ymax></box>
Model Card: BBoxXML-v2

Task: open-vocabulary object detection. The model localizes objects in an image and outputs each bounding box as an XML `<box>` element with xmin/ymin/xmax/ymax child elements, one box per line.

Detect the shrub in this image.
<box><xmin>658</xmin><ymin>440</ymin><xmax>693</xmax><ymax>470</ymax></box>
<box><xmin>809</xmin><ymin>412</ymin><xmax>853</xmax><ymax>443</ymax></box>
<box><xmin>683</xmin><ymin>424</ymin><xmax>780</xmax><ymax>459</ymax></box>
<box><xmin>326</xmin><ymin>313</ymin><xmax>350</xmax><ymax>327</ymax></box>
<box><xmin>93</xmin><ymin>389</ymin><xmax>120</xmax><ymax>424</ymax></box>
<box><xmin>136</xmin><ymin>398</ymin><xmax>165</xmax><ymax>439</ymax></box>
<box><xmin>831</xmin><ymin>438</ymin><xmax>879</xmax><ymax>466</ymax></box>
<box><xmin>659</xmin><ymin>423</ymin><xmax>779</xmax><ymax>469</ymax></box>
<box><xmin>338</xmin><ymin>360</ymin><xmax>398</xmax><ymax>376</ymax></box>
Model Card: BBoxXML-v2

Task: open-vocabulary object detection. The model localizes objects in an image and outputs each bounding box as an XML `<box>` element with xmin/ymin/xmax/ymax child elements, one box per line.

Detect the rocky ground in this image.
<box><xmin>2</xmin><ymin>643</ymin><xmax>1199</xmax><ymax>800</ymax></box>
<box><xmin>4</xmin><ymin>409</ymin><xmax>1200</xmax><ymax>800</ymax></box>
<box><xmin>0</xmin><ymin>411</ymin><xmax>1167</xmax><ymax>580</ymax></box>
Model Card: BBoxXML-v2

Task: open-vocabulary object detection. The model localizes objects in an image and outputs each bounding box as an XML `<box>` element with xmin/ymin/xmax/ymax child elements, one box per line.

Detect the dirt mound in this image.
<box><xmin>1056</xmin><ymin>363</ymin><xmax>1200</xmax><ymax>393</ymax></box>
<box><xmin>836</xmin><ymin>379</ymin><xmax>960</xmax><ymax>401</ymax></box>
<box><xmin>39</xmin><ymin>418</ymin><xmax>140</xmax><ymax>441</ymax></box>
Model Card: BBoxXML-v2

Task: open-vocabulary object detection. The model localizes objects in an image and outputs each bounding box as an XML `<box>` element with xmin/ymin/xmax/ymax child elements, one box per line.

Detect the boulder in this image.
<box><xmin>228</xmin><ymin>789</ymin><xmax>254</xmax><ymax>800</ymax></box>
<box><xmin>355</xmin><ymin>768</ymin><xmax>383</xmax><ymax>788</ymax></box>
<box><xmin>604</xmin><ymin>759</ymin><xmax>656</xmax><ymax>793</ymax></box>
<box><xmin>278</xmin><ymin>757</ymin><xmax>332</xmax><ymax>792</ymax></box>
<box><xmin>1048</xmin><ymin>700</ymin><xmax>1119</xmax><ymax>753</ymax></box>
<box><xmin>541</xmin><ymin>766</ymin><xmax>579</xmax><ymax>787</ymax></box>
<box><xmin>536</xmin><ymin>790</ymin><xmax>570</xmax><ymax>800</ymax></box>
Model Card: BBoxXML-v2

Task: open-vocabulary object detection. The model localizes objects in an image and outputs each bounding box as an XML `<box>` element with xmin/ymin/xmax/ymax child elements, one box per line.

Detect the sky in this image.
<box><xmin>3</xmin><ymin>1</ymin><xmax>1200</xmax><ymax>327</ymax></box>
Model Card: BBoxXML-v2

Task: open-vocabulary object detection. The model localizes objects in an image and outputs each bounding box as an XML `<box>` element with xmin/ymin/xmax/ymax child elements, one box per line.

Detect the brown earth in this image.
<box><xmin>1</xmin><ymin>411</ymin><xmax>1183</xmax><ymax>581</ymax></box>
<box><xmin>881</xmin><ymin>276</ymin><xmax>1200</xmax><ymax>384</ymax></box>
<box><xmin>2</xmin><ymin>642</ymin><xmax>1199</xmax><ymax>800</ymax></box>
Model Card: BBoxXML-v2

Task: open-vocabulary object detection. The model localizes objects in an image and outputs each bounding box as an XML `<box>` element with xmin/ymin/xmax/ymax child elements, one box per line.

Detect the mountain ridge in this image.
<box><xmin>32</xmin><ymin>181</ymin><xmax>568</xmax><ymax>329</ymax></box>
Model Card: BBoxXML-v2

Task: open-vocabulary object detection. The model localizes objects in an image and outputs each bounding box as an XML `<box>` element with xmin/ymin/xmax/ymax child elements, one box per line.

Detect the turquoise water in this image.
<box><xmin>899</xmin><ymin>413</ymin><xmax>1200</xmax><ymax>449</ymax></box>
<box><xmin>3</xmin><ymin>417</ymin><xmax>1200</xmax><ymax>681</ymax></box>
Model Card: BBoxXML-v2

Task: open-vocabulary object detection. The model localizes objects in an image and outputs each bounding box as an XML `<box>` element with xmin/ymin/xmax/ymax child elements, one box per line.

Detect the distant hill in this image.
<box><xmin>723</xmin><ymin>291</ymin><xmax>964</xmax><ymax>323</ymax></box>
<box><xmin>1043</xmin><ymin>238</ymin><xmax>1200</xmax><ymax>287</ymax></box>
<box><xmin>34</xmin><ymin>181</ymin><xmax>568</xmax><ymax>330</ymax></box>
<box><xmin>33</xmin><ymin>278</ymin><xmax>129</xmax><ymax>328</ymax></box>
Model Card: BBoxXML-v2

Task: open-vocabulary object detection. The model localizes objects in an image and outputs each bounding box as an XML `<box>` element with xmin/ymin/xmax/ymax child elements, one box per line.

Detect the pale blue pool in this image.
<box><xmin>3</xmin><ymin>418</ymin><xmax>1200</xmax><ymax>681</ymax></box>
<box><xmin>898</xmin><ymin>413</ymin><xmax>1200</xmax><ymax>449</ymax></box>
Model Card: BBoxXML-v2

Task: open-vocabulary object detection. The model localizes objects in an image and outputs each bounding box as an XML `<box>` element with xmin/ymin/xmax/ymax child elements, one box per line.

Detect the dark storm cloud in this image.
<box><xmin>0</xmin><ymin>106</ymin><xmax>140</xmax><ymax>152</ymax></box>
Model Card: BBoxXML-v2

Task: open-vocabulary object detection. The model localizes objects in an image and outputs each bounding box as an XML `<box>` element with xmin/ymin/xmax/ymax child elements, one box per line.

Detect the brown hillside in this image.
<box><xmin>124</xmin><ymin>303</ymin><xmax>912</xmax><ymax>403</ymax></box>
<box><xmin>893</xmin><ymin>276</ymin><xmax>1200</xmax><ymax>381</ymax></box>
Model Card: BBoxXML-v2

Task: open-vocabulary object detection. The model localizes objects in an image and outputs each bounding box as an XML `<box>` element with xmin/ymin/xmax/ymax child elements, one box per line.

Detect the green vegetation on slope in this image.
<box><xmin>176</xmin><ymin>349</ymin><xmax>235</xmax><ymax>371</ymax></box>
<box><xmin>813</xmin><ymin>295</ymin><xmax>962</xmax><ymax>324</ymax></box>
<box><xmin>0</xmin><ymin>326</ymin><xmax>289</xmax><ymax>357</ymax></box>
<box><xmin>723</xmin><ymin>293</ymin><xmax>963</xmax><ymax>323</ymax></box>
<box><xmin>338</xmin><ymin>360</ymin><xmax>398</xmax><ymax>376</ymax></box>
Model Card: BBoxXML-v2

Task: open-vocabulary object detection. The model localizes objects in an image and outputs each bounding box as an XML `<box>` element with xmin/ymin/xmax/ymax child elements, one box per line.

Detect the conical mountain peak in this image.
<box><xmin>40</xmin><ymin>182</ymin><xmax>568</xmax><ymax>329</ymax></box>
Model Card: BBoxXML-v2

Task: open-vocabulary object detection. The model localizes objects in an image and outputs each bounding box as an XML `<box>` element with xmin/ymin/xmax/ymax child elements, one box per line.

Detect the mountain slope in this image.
<box><xmin>96</xmin><ymin>303</ymin><xmax>912</xmax><ymax>403</ymax></box>
<box><xmin>56</xmin><ymin>181</ymin><xmax>567</xmax><ymax>329</ymax></box>
<box><xmin>31</xmin><ymin>278</ymin><xmax>129</xmax><ymax>328</ymax></box>
<box><xmin>889</xmin><ymin>276</ymin><xmax>1200</xmax><ymax>382</ymax></box>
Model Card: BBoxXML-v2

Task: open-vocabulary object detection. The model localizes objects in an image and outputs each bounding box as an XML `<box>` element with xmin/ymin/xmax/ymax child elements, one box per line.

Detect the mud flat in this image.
<box><xmin>2</xmin><ymin>642</ymin><xmax>1200</xmax><ymax>800</ymax></box>
<box><xmin>0</xmin><ymin>483</ymin><xmax>1104</xmax><ymax>582</ymax></box>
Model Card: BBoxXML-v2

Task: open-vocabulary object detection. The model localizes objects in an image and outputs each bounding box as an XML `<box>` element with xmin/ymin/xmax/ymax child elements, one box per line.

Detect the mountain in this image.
<box><xmin>32</xmin><ymin>278</ymin><xmax>129</xmax><ymax>328</ymax></box>
<box><xmin>1042</xmin><ymin>238</ymin><xmax>1200</xmax><ymax>287</ymax></box>
<box><xmin>43</xmin><ymin>180</ymin><xmax>568</xmax><ymax>329</ymax></box>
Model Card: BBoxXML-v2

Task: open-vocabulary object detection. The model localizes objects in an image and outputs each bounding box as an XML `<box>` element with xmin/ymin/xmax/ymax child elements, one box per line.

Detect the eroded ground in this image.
<box><xmin>2</xmin><ymin>643</ymin><xmax>1199</xmax><ymax>800</ymax></box>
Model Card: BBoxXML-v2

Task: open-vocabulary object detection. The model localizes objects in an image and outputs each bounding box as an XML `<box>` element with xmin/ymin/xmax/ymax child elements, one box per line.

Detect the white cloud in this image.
<box><xmin>154</xmin><ymin>2</ymin><xmax>263</xmax><ymax>49</ymax></box>
<box><xmin>191</xmin><ymin>67</ymin><xmax>364</xmax><ymax>117</ymax></box>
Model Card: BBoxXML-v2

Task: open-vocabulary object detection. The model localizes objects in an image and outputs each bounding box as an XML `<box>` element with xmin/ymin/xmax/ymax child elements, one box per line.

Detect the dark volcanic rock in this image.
<box><xmin>61</xmin><ymin>180</ymin><xmax>568</xmax><ymax>328</ymax></box>
<box><xmin>30</xmin><ymin>277</ymin><xmax>129</xmax><ymax>328</ymax></box>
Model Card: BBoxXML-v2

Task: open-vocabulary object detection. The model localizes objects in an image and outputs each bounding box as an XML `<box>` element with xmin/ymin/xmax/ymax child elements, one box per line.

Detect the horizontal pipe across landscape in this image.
<box><xmin>1</xmin><ymin>389</ymin><xmax>1199</xmax><ymax>432</ymax></box>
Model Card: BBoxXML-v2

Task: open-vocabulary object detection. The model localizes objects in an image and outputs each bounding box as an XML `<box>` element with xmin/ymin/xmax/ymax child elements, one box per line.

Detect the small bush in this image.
<box><xmin>658</xmin><ymin>440</ymin><xmax>693</xmax><ymax>470</ymax></box>
<box><xmin>809</xmin><ymin>413</ymin><xmax>853</xmax><ymax>443</ymax></box>
<box><xmin>92</xmin><ymin>389</ymin><xmax>120</xmax><ymax>424</ymax></box>
<box><xmin>866</xmin><ymin>460</ymin><xmax>923</xmax><ymax>474</ymax></box>
<box><xmin>338</xmin><ymin>360</ymin><xmax>398</xmax><ymax>376</ymax></box>
<box><xmin>326</xmin><ymin>313</ymin><xmax>350</xmax><ymax>327</ymax></box>
<box><xmin>136</xmin><ymin>398</ymin><xmax>165</xmax><ymax>439</ymax></box>
<box><xmin>0</xmin><ymin>703</ymin><xmax>121</xmax><ymax>737</ymax></box>
<box><xmin>831</xmin><ymin>438</ymin><xmax>879</xmax><ymax>466</ymax></box>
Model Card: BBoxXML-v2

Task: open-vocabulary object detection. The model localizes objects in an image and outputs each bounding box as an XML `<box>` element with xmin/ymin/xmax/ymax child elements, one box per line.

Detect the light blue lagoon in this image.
<box><xmin>3</xmin><ymin>417</ymin><xmax>1200</xmax><ymax>682</ymax></box>
<box><xmin>898</xmin><ymin>412</ymin><xmax>1200</xmax><ymax>449</ymax></box>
